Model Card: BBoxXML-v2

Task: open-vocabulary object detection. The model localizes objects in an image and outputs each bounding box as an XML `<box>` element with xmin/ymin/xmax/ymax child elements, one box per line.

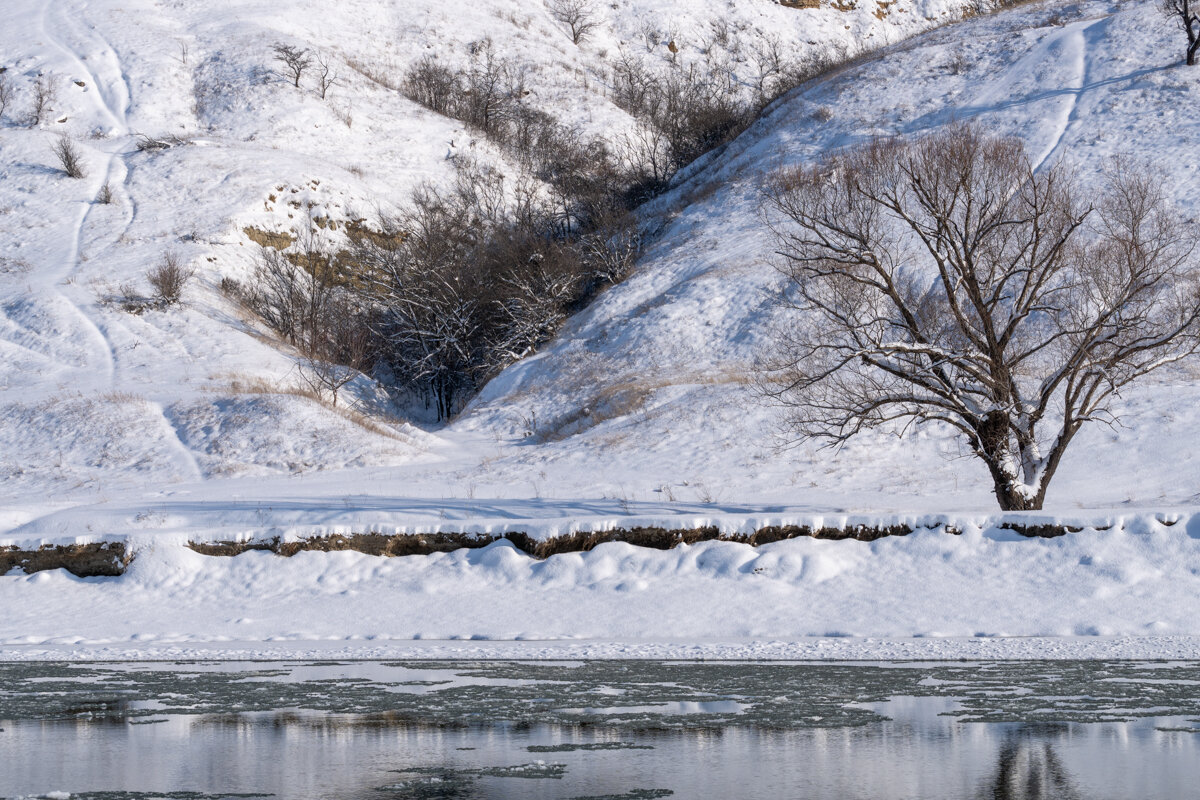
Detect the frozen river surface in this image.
<box><xmin>3</xmin><ymin>659</ymin><xmax>1200</xmax><ymax>799</ymax></box>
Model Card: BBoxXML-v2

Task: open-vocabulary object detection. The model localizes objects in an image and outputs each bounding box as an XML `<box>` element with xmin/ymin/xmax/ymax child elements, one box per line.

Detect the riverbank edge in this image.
<box><xmin>1</xmin><ymin>517</ymin><xmax>1153</xmax><ymax>577</ymax></box>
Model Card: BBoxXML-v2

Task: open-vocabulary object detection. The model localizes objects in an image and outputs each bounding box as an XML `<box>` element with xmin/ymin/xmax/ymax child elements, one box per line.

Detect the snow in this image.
<box><xmin>4</xmin><ymin>0</ymin><xmax>1200</xmax><ymax>659</ymax></box>
<box><xmin>5</xmin><ymin>516</ymin><xmax>1200</xmax><ymax>659</ymax></box>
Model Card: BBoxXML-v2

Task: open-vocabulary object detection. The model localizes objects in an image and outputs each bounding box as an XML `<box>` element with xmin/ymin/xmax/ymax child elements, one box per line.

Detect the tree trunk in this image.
<box><xmin>975</xmin><ymin>414</ymin><xmax>1046</xmax><ymax>511</ymax></box>
<box><xmin>990</xmin><ymin>478</ymin><xmax>1043</xmax><ymax>512</ymax></box>
<box><xmin>1186</xmin><ymin>6</ymin><xmax>1199</xmax><ymax>66</ymax></box>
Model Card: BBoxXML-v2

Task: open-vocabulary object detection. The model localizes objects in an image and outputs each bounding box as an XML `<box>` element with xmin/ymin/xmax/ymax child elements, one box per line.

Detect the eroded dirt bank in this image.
<box><xmin>2</xmin><ymin>520</ymin><xmax>1111</xmax><ymax>578</ymax></box>
<box><xmin>2</xmin><ymin>543</ymin><xmax>130</xmax><ymax>578</ymax></box>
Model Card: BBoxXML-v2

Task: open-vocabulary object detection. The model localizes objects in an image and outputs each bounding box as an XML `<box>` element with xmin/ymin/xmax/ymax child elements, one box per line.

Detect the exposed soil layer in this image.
<box><xmin>4</xmin><ymin>521</ymin><xmax>1103</xmax><ymax>576</ymax></box>
<box><xmin>1</xmin><ymin>542</ymin><xmax>130</xmax><ymax>578</ymax></box>
<box><xmin>189</xmin><ymin>522</ymin><xmax>926</xmax><ymax>562</ymax></box>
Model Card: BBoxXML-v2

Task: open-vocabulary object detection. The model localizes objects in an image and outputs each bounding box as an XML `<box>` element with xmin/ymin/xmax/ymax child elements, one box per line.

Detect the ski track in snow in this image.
<box><xmin>34</xmin><ymin>0</ymin><xmax>136</xmax><ymax>386</ymax></box>
<box><xmin>1031</xmin><ymin>16</ymin><xmax>1110</xmax><ymax>172</ymax></box>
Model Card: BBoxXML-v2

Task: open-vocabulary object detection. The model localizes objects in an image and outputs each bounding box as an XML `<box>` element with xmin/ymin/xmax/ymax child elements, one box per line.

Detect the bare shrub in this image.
<box><xmin>218</xmin><ymin>275</ymin><xmax>243</xmax><ymax>298</ymax></box>
<box><xmin>353</xmin><ymin>187</ymin><xmax>486</xmax><ymax>421</ymax></box>
<box><xmin>272</xmin><ymin>42</ymin><xmax>312</xmax><ymax>88</ymax></box>
<box><xmin>296</xmin><ymin>296</ymin><xmax>371</xmax><ymax>407</ymax></box>
<box><xmin>945</xmin><ymin>48</ymin><xmax>972</xmax><ymax>75</ymax></box>
<box><xmin>30</xmin><ymin>74</ymin><xmax>57</xmax><ymax>127</ymax></box>
<box><xmin>242</xmin><ymin>222</ymin><xmax>373</xmax><ymax>406</ymax></box>
<box><xmin>401</xmin><ymin>55</ymin><xmax>460</xmax><ymax>116</ymax></box>
<box><xmin>763</xmin><ymin>125</ymin><xmax>1200</xmax><ymax>511</ymax></box>
<box><xmin>639</xmin><ymin>21</ymin><xmax>660</xmax><ymax>53</ymax></box>
<box><xmin>136</xmin><ymin>133</ymin><xmax>192</xmax><ymax>152</ymax></box>
<box><xmin>647</xmin><ymin>65</ymin><xmax>748</xmax><ymax>172</ymax></box>
<box><xmin>577</xmin><ymin>213</ymin><xmax>644</xmax><ymax>285</ymax></box>
<box><xmin>748</xmin><ymin>33</ymin><xmax>788</xmax><ymax>101</ymax></box>
<box><xmin>96</xmin><ymin>181</ymin><xmax>114</xmax><ymax>204</ymax></box>
<box><xmin>546</xmin><ymin>0</ymin><xmax>601</xmax><ymax>45</ymax></box>
<box><xmin>52</xmin><ymin>135</ymin><xmax>85</xmax><ymax>179</ymax></box>
<box><xmin>147</xmin><ymin>250</ymin><xmax>195</xmax><ymax>306</ymax></box>
<box><xmin>459</xmin><ymin>40</ymin><xmax>516</xmax><ymax>136</ymax></box>
<box><xmin>616</xmin><ymin>121</ymin><xmax>673</xmax><ymax>202</ymax></box>
<box><xmin>612</xmin><ymin>54</ymin><xmax>749</xmax><ymax>175</ymax></box>
<box><xmin>247</xmin><ymin>228</ymin><xmax>333</xmax><ymax>345</ymax></box>
<box><xmin>117</xmin><ymin>283</ymin><xmax>152</xmax><ymax>314</ymax></box>
<box><xmin>331</xmin><ymin>100</ymin><xmax>353</xmax><ymax>129</ymax></box>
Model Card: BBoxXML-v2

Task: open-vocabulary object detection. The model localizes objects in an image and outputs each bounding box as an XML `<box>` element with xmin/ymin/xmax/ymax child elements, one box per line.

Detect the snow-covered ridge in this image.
<box><xmin>4</xmin><ymin>513</ymin><xmax>1200</xmax><ymax>657</ymax></box>
<box><xmin>1</xmin><ymin>496</ymin><xmax>1193</xmax><ymax>550</ymax></box>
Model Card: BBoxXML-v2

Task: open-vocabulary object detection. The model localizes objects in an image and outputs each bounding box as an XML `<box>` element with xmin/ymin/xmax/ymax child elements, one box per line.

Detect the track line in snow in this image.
<box><xmin>35</xmin><ymin>0</ymin><xmax>142</xmax><ymax>388</ymax></box>
<box><xmin>154</xmin><ymin>401</ymin><xmax>205</xmax><ymax>483</ymax></box>
<box><xmin>39</xmin><ymin>0</ymin><xmax>128</xmax><ymax>132</ymax></box>
<box><xmin>1031</xmin><ymin>15</ymin><xmax>1111</xmax><ymax>172</ymax></box>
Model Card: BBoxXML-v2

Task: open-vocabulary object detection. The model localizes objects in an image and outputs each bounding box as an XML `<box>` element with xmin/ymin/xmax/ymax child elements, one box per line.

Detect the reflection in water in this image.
<box><xmin>4</xmin><ymin>662</ymin><xmax>1200</xmax><ymax>799</ymax></box>
<box><xmin>5</xmin><ymin>709</ymin><xmax>1199</xmax><ymax>799</ymax></box>
<box><xmin>982</xmin><ymin>724</ymin><xmax>1082</xmax><ymax>800</ymax></box>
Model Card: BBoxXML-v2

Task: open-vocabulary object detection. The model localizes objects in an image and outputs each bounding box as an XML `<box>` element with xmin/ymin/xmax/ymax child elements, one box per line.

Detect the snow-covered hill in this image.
<box><xmin>0</xmin><ymin>0</ymin><xmax>983</xmax><ymax>514</ymax></box>
<box><xmin>3</xmin><ymin>0</ymin><xmax>1195</xmax><ymax>529</ymax></box>
<box><xmin>6</xmin><ymin>0</ymin><xmax>1200</xmax><ymax>656</ymax></box>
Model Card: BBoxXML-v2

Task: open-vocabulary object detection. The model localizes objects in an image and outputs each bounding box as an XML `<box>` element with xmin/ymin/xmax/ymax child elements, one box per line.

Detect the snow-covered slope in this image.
<box><xmin>461</xmin><ymin>0</ymin><xmax>1200</xmax><ymax>513</ymax></box>
<box><xmin>5</xmin><ymin>0</ymin><xmax>1200</xmax><ymax>656</ymax></box>
<box><xmin>0</xmin><ymin>0</ymin><xmax>975</xmax><ymax>507</ymax></box>
<box><xmin>3</xmin><ymin>0</ymin><xmax>1196</xmax><ymax>532</ymax></box>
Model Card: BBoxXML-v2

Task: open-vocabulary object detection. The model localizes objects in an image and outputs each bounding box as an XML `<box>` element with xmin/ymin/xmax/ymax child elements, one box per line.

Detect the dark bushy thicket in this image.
<box><xmin>242</xmin><ymin>161</ymin><xmax>640</xmax><ymax>420</ymax></box>
<box><xmin>354</xmin><ymin>161</ymin><xmax>641</xmax><ymax>419</ymax></box>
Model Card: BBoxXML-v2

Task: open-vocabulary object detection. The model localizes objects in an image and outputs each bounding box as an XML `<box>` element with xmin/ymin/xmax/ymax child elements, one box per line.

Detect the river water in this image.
<box><xmin>3</xmin><ymin>659</ymin><xmax>1200</xmax><ymax>799</ymax></box>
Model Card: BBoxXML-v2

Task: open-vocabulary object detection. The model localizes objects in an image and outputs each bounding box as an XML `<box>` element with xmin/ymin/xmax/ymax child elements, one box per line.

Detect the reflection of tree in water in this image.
<box><xmin>979</xmin><ymin>723</ymin><xmax>1082</xmax><ymax>800</ymax></box>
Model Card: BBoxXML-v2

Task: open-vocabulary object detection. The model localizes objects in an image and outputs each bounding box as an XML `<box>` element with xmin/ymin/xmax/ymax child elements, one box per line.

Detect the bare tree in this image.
<box><xmin>0</xmin><ymin>71</ymin><xmax>14</xmax><ymax>121</ymax></box>
<box><xmin>762</xmin><ymin>126</ymin><xmax>1200</xmax><ymax>510</ymax></box>
<box><xmin>748</xmin><ymin>33</ymin><xmax>788</xmax><ymax>103</ymax></box>
<box><xmin>546</xmin><ymin>0</ymin><xmax>601</xmax><ymax>45</ymax></box>
<box><xmin>249</xmin><ymin>246</ymin><xmax>309</xmax><ymax>344</ymax></box>
<box><xmin>52</xmin><ymin>135</ymin><xmax>85</xmax><ymax>178</ymax></box>
<box><xmin>1163</xmin><ymin>0</ymin><xmax>1200</xmax><ymax>65</ymax></box>
<box><xmin>314</xmin><ymin>51</ymin><xmax>339</xmax><ymax>100</ymax></box>
<box><xmin>272</xmin><ymin>42</ymin><xmax>312</xmax><ymax>88</ymax></box>
<box><xmin>30</xmin><ymin>74</ymin><xmax>57</xmax><ymax>127</ymax></box>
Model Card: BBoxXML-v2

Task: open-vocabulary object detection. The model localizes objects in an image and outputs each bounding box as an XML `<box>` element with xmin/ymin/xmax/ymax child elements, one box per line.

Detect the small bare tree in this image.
<box><xmin>52</xmin><ymin>135</ymin><xmax>85</xmax><ymax>178</ymax></box>
<box><xmin>546</xmin><ymin>0</ymin><xmax>601</xmax><ymax>46</ymax></box>
<box><xmin>0</xmin><ymin>71</ymin><xmax>14</xmax><ymax>121</ymax></box>
<box><xmin>272</xmin><ymin>42</ymin><xmax>312</xmax><ymax>88</ymax></box>
<box><xmin>30</xmin><ymin>74</ymin><xmax>57</xmax><ymax>127</ymax></box>
<box><xmin>1163</xmin><ymin>0</ymin><xmax>1200</xmax><ymax>65</ymax></box>
<box><xmin>749</xmin><ymin>33</ymin><xmax>789</xmax><ymax>103</ymax></box>
<box><xmin>763</xmin><ymin>126</ymin><xmax>1200</xmax><ymax>510</ymax></box>
<box><xmin>314</xmin><ymin>51</ymin><xmax>339</xmax><ymax>100</ymax></box>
